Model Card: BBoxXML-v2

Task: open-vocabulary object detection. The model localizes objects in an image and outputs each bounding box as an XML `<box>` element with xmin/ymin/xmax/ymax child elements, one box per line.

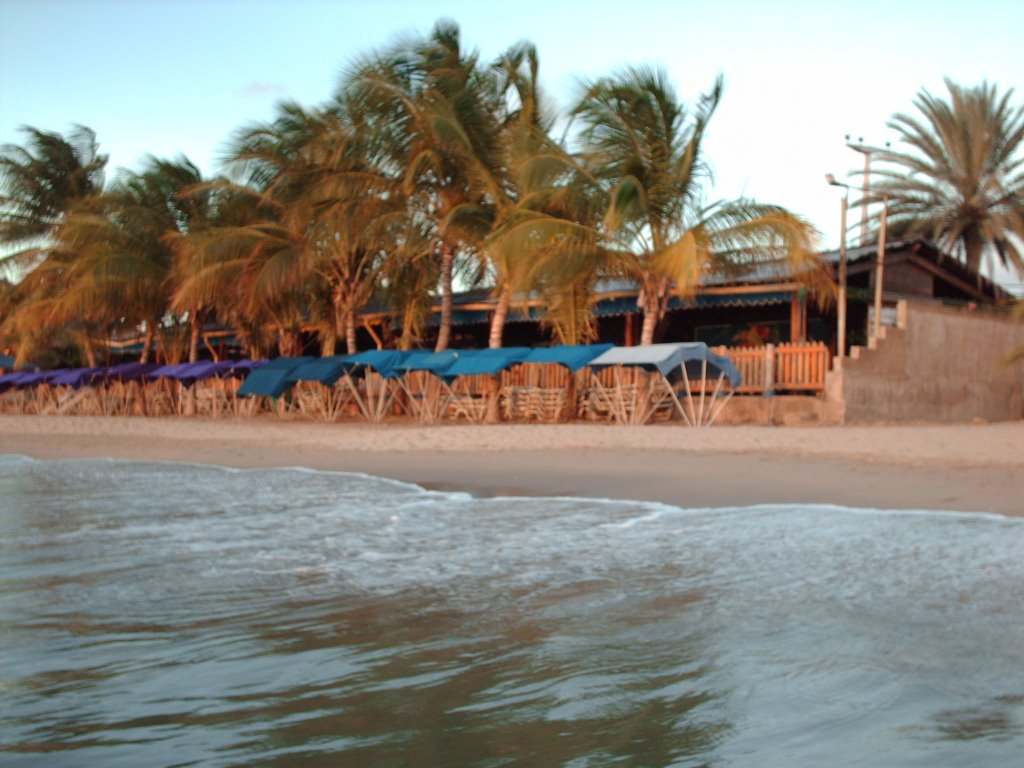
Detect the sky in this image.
<box><xmin>1</xmin><ymin>0</ymin><xmax>1022</xmax><ymax>287</ymax></box>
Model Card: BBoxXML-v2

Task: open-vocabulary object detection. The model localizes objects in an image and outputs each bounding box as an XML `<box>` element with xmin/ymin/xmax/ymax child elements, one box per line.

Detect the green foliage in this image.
<box><xmin>866</xmin><ymin>79</ymin><xmax>1024</xmax><ymax>276</ymax></box>
<box><xmin>2</xmin><ymin>21</ymin><xmax>834</xmax><ymax>358</ymax></box>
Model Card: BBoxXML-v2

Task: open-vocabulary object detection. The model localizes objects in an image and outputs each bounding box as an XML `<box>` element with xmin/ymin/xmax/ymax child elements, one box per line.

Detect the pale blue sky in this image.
<box><xmin>1</xmin><ymin>0</ymin><xmax>1022</xmax><ymax>283</ymax></box>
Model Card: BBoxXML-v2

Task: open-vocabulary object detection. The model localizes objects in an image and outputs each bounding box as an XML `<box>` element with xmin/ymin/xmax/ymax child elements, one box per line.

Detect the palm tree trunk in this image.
<box><xmin>399</xmin><ymin>302</ymin><xmax>419</xmax><ymax>351</ymax></box>
<box><xmin>82</xmin><ymin>333</ymin><xmax>98</xmax><ymax>368</ymax></box>
<box><xmin>435</xmin><ymin>244</ymin><xmax>454</xmax><ymax>352</ymax></box>
<box><xmin>188</xmin><ymin>313</ymin><xmax>202</xmax><ymax>363</ymax></box>
<box><xmin>964</xmin><ymin>229</ymin><xmax>984</xmax><ymax>276</ymax></box>
<box><xmin>345</xmin><ymin>309</ymin><xmax>358</xmax><ymax>355</ymax></box>
<box><xmin>639</xmin><ymin>304</ymin><xmax>659</xmax><ymax>346</ymax></box>
<box><xmin>321</xmin><ymin>333</ymin><xmax>336</xmax><ymax>357</ymax></box>
<box><xmin>639</xmin><ymin>275</ymin><xmax>669</xmax><ymax>345</ymax></box>
<box><xmin>488</xmin><ymin>284</ymin><xmax>512</xmax><ymax>349</ymax></box>
<box><xmin>331</xmin><ymin>286</ymin><xmax>346</xmax><ymax>356</ymax></box>
<box><xmin>277</xmin><ymin>327</ymin><xmax>302</xmax><ymax>357</ymax></box>
<box><xmin>140</xmin><ymin>324</ymin><xmax>155</xmax><ymax>364</ymax></box>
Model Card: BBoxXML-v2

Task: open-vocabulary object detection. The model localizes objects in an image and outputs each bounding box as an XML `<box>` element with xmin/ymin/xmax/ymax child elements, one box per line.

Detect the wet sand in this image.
<box><xmin>2</xmin><ymin>415</ymin><xmax>1022</xmax><ymax>516</ymax></box>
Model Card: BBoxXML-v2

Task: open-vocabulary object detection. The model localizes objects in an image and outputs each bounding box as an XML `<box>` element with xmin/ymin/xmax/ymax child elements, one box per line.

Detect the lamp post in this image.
<box><xmin>825</xmin><ymin>174</ymin><xmax>849</xmax><ymax>362</ymax></box>
<box><xmin>844</xmin><ymin>137</ymin><xmax>892</xmax><ymax>341</ymax></box>
<box><xmin>872</xmin><ymin>193</ymin><xmax>889</xmax><ymax>340</ymax></box>
<box><xmin>845</xmin><ymin>137</ymin><xmax>889</xmax><ymax>247</ymax></box>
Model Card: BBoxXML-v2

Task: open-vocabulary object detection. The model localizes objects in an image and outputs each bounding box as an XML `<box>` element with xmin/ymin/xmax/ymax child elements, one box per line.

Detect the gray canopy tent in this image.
<box><xmin>587</xmin><ymin>343</ymin><xmax>742</xmax><ymax>426</ymax></box>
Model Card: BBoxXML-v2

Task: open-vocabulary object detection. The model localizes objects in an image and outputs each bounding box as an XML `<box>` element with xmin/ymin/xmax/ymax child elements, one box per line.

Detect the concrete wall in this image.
<box><xmin>715</xmin><ymin>395</ymin><xmax>835</xmax><ymax>426</ymax></box>
<box><xmin>830</xmin><ymin>299</ymin><xmax>1024</xmax><ymax>422</ymax></box>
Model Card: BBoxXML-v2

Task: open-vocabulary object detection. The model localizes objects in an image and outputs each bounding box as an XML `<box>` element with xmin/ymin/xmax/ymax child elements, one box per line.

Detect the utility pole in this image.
<box><xmin>826</xmin><ymin>175</ymin><xmax>850</xmax><ymax>363</ymax></box>
<box><xmin>845</xmin><ymin>136</ymin><xmax>889</xmax><ymax>247</ymax></box>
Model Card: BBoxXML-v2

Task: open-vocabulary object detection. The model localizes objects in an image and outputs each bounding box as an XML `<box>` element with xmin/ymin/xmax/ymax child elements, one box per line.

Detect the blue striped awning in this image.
<box><xmin>594</xmin><ymin>290</ymin><xmax>793</xmax><ymax>318</ymax></box>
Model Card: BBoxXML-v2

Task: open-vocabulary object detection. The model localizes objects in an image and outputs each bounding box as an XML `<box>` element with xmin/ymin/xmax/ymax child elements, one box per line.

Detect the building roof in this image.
<box><xmin>818</xmin><ymin>238</ymin><xmax>1006</xmax><ymax>302</ymax></box>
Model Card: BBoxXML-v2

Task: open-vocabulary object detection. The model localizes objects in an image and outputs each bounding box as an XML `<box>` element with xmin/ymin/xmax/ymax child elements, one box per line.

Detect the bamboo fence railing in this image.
<box><xmin>712</xmin><ymin>342</ymin><xmax>830</xmax><ymax>393</ymax></box>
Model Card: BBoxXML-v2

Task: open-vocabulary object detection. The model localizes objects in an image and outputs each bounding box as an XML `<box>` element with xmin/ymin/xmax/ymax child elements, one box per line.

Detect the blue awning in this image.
<box><xmin>49</xmin><ymin>367</ymin><xmax>105</xmax><ymax>389</ymax></box>
<box><xmin>442</xmin><ymin>348</ymin><xmax>531</xmax><ymax>378</ymax></box>
<box><xmin>394</xmin><ymin>350</ymin><xmax>462</xmax><ymax>375</ymax></box>
<box><xmin>520</xmin><ymin>344</ymin><xmax>614</xmax><ymax>372</ymax></box>
<box><xmin>238</xmin><ymin>368</ymin><xmax>295</xmax><ymax>398</ymax></box>
<box><xmin>589</xmin><ymin>343</ymin><xmax>742</xmax><ymax>387</ymax></box>
<box><xmin>343</xmin><ymin>350</ymin><xmax>410</xmax><ymax>379</ymax></box>
<box><xmin>594</xmin><ymin>290</ymin><xmax>793</xmax><ymax>318</ymax></box>
<box><xmin>90</xmin><ymin>362</ymin><xmax>162</xmax><ymax>384</ymax></box>
<box><xmin>286</xmin><ymin>355</ymin><xmax>353</xmax><ymax>386</ymax></box>
<box><xmin>262</xmin><ymin>356</ymin><xmax>317</xmax><ymax>370</ymax></box>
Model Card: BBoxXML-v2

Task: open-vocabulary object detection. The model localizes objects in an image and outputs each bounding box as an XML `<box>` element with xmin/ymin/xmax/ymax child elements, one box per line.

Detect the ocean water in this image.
<box><xmin>0</xmin><ymin>455</ymin><xmax>1022</xmax><ymax>767</ymax></box>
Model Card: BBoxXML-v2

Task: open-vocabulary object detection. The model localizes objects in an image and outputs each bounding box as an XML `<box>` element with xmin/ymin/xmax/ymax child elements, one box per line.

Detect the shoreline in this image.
<box><xmin>2</xmin><ymin>415</ymin><xmax>1022</xmax><ymax>517</ymax></box>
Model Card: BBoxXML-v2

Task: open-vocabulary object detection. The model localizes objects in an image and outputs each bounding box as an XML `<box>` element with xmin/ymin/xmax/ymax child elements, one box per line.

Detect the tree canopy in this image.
<box><xmin>0</xmin><ymin>20</ymin><xmax>834</xmax><ymax>365</ymax></box>
<box><xmin>866</xmin><ymin>79</ymin><xmax>1024</xmax><ymax>276</ymax></box>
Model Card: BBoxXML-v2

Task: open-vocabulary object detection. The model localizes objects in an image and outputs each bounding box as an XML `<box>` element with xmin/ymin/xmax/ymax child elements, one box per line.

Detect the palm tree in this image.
<box><xmin>54</xmin><ymin>157</ymin><xmax>207</xmax><ymax>363</ymax></box>
<box><xmin>573</xmin><ymin>68</ymin><xmax>823</xmax><ymax>345</ymax></box>
<box><xmin>0</xmin><ymin>125</ymin><xmax>107</xmax><ymax>258</ymax></box>
<box><xmin>867</xmin><ymin>79</ymin><xmax>1024</xmax><ymax>276</ymax></box>
<box><xmin>345</xmin><ymin>20</ymin><xmax>505</xmax><ymax>351</ymax></box>
<box><xmin>180</xmin><ymin>99</ymin><xmax>397</xmax><ymax>357</ymax></box>
<box><xmin>0</xmin><ymin>125</ymin><xmax>108</xmax><ymax>364</ymax></box>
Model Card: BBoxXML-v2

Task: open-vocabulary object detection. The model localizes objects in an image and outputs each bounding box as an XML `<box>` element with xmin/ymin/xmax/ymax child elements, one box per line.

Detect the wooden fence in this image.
<box><xmin>713</xmin><ymin>342</ymin><xmax>831</xmax><ymax>393</ymax></box>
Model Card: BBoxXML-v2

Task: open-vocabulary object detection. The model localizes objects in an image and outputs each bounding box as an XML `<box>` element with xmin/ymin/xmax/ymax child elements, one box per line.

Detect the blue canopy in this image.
<box><xmin>441</xmin><ymin>347</ymin><xmax>531</xmax><ymax>378</ymax></box>
<box><xmin>214</xmin><ymin>359</ymin><xmax>266</xmax><ymax>377</ymax></box>
<box><xmin>49</xmin><ymin>367</ymin><xmax>105</xmax><ymax>389</ymax></box>
<box><xmin>90</xmin><ymin>362</ymin><xmax>161</xmax><ymax>384</ymax></box>
<box><xmin>393</xmin><ymin>350</ymin><xmax>461</xmax><ymax>375</ymax></box>
<box><xmin>149</xmin><ymin>359</ymin><xmax>265</xmax><ymax>383</ymax></box>
<box><xmin>589</xmin><ymin>343</ymin><xmax>742</xmax><ymax>388</ymax></box>
<box><xmin>263</xmin><ymin>356</ymin><xmax>317</xmax><ymax>370</ymax></box>
<box><xmin>520</xmin><ymin>344</ymin><xmax>614</xmax><ymax>372</ymax></box>
<box><xmin>286</xmin><ymin>355</ymin><xmax>353</xmax><ymax>386</ymax></box>
<box><xmin>237</xmin><ymin>358</ymin><xmax>313</xmax><ymax>398</ymax></box>
<box><xmin>0</xmin><ymin>370</ymin><xmax>49</xmax><ymax>390</ymax></box>
<box><xmin>343</xmin><ymin>349</ymin><xmax>408</xmax><ymax>379</ymax></box>
<box><xmin>0</xmin><ymin>371</ymin><xmax>30</xmax><ymax>391</ymax></box>
<box><xmin>148</xmin><ymin>362</ymin><xmax>193</xmax><ymax>380</ymax></box>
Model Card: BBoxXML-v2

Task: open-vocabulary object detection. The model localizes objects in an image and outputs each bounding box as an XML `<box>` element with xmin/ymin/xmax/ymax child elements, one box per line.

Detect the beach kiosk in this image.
<box><xmin>392</xmin><ymin>350</ymin><xmax>462</xmax><ymax>423</ymax></box>
<box><xmin>286</xmin><ymin>355</ymin><xmax>354</xmax><ymax>421</ymax></box>
<box><xmin>437</xmin><ymin>348</ymin><xmax>531</xmax><ymax>423</ymax></box>
<box><xmin>236</xmin><ymin>356</ymin><xmax>313</xmax><ymax>415</ymax></box>
<box><xmin>586</xmin><ymin>342</ymin><xmax>742</xmax><ymax>426</ymax></box>
<box><xmin>334</xmin><ymin>350</ymin><xmax>410</xmax><ymax>423</ymax></box>
<box><xmin>501</xmin><ymin>344</ymin><xmax>613</xmax><ymax>422</ymax></box>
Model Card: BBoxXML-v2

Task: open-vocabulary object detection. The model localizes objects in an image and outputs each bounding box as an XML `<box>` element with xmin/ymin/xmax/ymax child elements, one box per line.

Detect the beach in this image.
<box><xmin>2</xmin><ymin>415</ymin><xmax>1022</xmax><ymax>516</ymax></box>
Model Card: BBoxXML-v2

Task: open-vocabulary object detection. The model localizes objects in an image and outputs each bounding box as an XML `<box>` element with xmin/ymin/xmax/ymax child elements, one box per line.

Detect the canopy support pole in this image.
<box><xmin>705</xmin><ymin>373</ymin><xmax>733</xmax><ymax>427</ymax></box>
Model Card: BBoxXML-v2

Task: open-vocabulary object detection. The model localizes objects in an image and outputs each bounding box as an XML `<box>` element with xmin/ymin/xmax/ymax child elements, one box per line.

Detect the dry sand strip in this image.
<box><xmin>2</xmin><ymin>415</ymin><xmax>1023</xmax><ymax>517</ymax></box>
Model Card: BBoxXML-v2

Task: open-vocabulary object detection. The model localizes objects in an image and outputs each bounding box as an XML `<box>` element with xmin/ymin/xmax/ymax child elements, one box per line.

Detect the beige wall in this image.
<box><xmin>832</xmin><ymin>300</ymin><xmax>1024</xmax><ymax>422</ymax></box>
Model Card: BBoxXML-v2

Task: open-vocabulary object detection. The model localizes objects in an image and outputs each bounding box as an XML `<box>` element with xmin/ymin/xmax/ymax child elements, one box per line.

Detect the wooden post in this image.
<box><xmin>484</xmin><ymin>374</ymin><xmax>501</xmax><ymax>424</ymax></box>
<box><xmin>837</xmin><ymin>192</ymin><xmax>848</xmax><ymax>363</ymax></box>
<box><xmin>789</xmin><ymin>291</ymin><xmax>806</xmax><ymax>342</ymax></box>
<box><xmin>872</xmin><ymin>195</ymin><xmax>889</xmax><ymax>340</ymax></box>
<box><xmin>763</xmin><ymin>344</ymin><xmax>775</xmax><ymax>394</ymax></box>
<box><xmin>562</xmin><ymin>372</ymin><xmax>577</xmax><ymax>422</ymax></box>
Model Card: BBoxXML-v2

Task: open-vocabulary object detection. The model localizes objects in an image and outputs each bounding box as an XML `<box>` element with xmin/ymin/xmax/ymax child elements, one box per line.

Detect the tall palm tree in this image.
<box><xmin>0</xmin><ymin>125</ymin><xmax>107</xmax><ymax>259</ymax></box>
<box><xmin>54</xmin><ymin>157</ymin><xmax>207</xmax><ymax>363</ymax></box>
<box><xmin>181</xmin><ymin>100</ymin><xmax>396</xmax><ymax>357</ymax></box>
<box><xmin>867</xmin><ymin>79</ymin><xmax>1024</xmax><ymax>276</ymax></box>
<box><xmin>345</xmin><ymin>20</ymin><xmax>505</xmax><ymax>351</ymax></box>
<box><xmin>0</xmin><ymin>125</ymin><xmax>108</xmax><ymax>364</ymax></box>
<box><xmin>573</xmin><ymin>68</ymin><xmax>823</xmax><ymax>345</ymax></box>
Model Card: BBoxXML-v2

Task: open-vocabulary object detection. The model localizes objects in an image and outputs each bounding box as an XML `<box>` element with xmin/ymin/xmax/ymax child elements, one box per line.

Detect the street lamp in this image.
<box><xmin>825</xmin><ymin>174</ymin><xmax>850</xmax><ymax>361</ymax></box>
<box><xmin>845</xmin><ymin>136</ymin><xmax>890</xmax><ymax>247</ymax></box>
<box><xmin>827</xmin><ymin>173</ymin><xmax>890</xmax><ymax>346</ymax></box>
<box><xmin>872</xmin><ymin>191</ymin><xmax>889</xmax><ymax>341</ymax></box>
